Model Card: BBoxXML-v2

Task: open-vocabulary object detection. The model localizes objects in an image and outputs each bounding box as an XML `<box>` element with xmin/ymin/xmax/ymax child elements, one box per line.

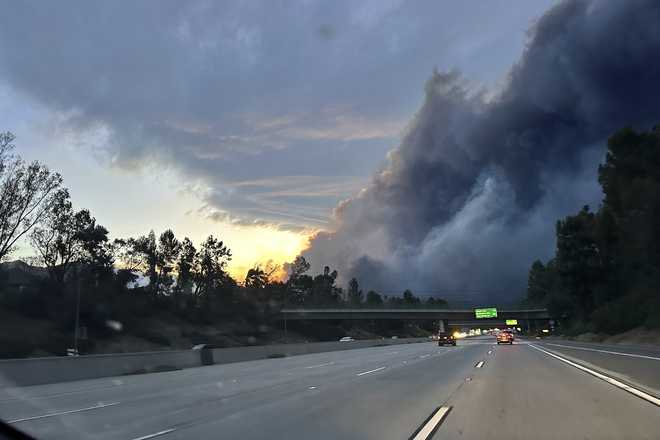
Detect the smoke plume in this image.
<box><xmin>303</xmin><ymin>0</ymin><xmax>660</xmax><ymax>303</ymax></box>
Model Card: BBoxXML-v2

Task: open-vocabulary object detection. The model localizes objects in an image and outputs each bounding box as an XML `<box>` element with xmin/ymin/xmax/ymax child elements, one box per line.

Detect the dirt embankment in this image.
<box><xmin>570</xmin><ymin>327</ymin><xmax>660</xmax><ymax>347</ymax></box>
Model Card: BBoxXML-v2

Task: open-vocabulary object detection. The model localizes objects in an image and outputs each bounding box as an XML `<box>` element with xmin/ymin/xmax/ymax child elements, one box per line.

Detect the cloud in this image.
<box><xmin>0</xmin><ymin>0</ymin><xmax>553</xmax><ymax>230</ymax></box>
<box><xmin>302</xmin><ymin>0</ymin><xmax>660</xmax><ymax>302</ymax></box>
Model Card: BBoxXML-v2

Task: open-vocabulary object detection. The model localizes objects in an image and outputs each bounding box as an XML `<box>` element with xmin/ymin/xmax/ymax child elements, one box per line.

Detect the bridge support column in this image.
<box><xmin>438</xmin><ymin>319</ymin><xmax>448</xmax><ymax>333</ymax></box>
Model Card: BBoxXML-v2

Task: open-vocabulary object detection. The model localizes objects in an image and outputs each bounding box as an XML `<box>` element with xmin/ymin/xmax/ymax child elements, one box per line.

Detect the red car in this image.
<box><xmin>496</xmin><ymin>331</ymin><xmax>514</xmax><ymax>345</ymax></box>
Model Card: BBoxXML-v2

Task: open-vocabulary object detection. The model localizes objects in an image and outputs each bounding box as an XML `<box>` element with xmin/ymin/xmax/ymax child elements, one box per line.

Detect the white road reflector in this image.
<box><xmin>8</xmin><ymin>402</ymin><xmax>120</xmax><ymax>424</ymax></box>
<box><xmin>410</xmin><ymin>406</ymin><xmax>452</xmax><ymax>440</ymax></box>
<box><xmin>130</xmin><ymin>428</ymin><xmax>176</xmax><ymax>440</ymax></box>
<box><xmin>475</xmin><ymin>361</ymin><xmax>485</xmax><ymax>368</ymax></box>
<box><xmin>529</xmin><ymin>344</ymin><xmax>660</xmax><ymax>407</ymax></box>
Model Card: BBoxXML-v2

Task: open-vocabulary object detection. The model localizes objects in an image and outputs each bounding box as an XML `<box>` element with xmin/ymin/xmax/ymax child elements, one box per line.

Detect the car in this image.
<box><xmin>339</xmin><ymin>336</ymin><xmax>355</xmax><ymax>342</ymax></box>
<box><xmin>496</xmin><ymin>331</ymin><xmax>513</xmax><ymax>345</ymax></box>
<box><xmin>437</xmin><ymin>332</ymin><xmax>456</xmax><ymax>346</ymax></box>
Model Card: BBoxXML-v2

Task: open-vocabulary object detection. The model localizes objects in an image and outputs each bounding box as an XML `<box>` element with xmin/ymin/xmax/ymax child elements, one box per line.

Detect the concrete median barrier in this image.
<box><xmin>0</xmin><ymin>349</ymin><xmax>201</xmax><ymax>387</ymax></box>
<box><xmin>0</xmin><ymin>337</ymin><xmax>429</xmax><ymax>386</ymax></box>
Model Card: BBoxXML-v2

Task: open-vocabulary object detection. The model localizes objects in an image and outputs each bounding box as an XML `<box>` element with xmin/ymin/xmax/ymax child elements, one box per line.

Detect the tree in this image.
<box><xmin>402</xmin><ymin>289</ymin><xmax>420</xmax><ymax>305</ymax></box>
<box><xmin>0</xmin><ymin>132</ymin><xmax>63</xmax><ymax>261</ymax></box>
<box><xmin>144</xmin><ymin>231</ymin><xmax>158</xmax><ymax>291</ymax></box>
<box><xmin>365</xmin><ymin>290</ymin><xmax>383</xmax><ymax>306</ymax></box>
<box><xmin>29</xmin><ymin>191</ymin><xmax>108</xmax><ymax>288</ymax></box>
<box><xmin>309</xmin><ymin>266</ymin><xmax>341</xmax><ymax>305</ymax></box>
<box><xmin>527</xmin><ymin>260</ymin><xmax>550</xmax><ymax>305</ymax></box>
<box><xmin>555</xmin><ymin>206</ymin><xmax>601</xmax><ymax>319</ymax></box>
<box><xmin>175</xmin><ymin>237</ymin><xmax>196</xmax><ymax>295</ymax></box>
<box><xmin>527</xmin><ymin>126</ymin><xmax>660</xmax><ymax>332</ymax></box>
<box><xmin>347</xmin><ymin>277</ymin><xmax>363</xmax><ymax>305</ymax></box>
<box><xmin>287</xmin><ymin>255</ymin><xmax>310</xmax><ymax>284</ymax></box>
<box><xmin>156</xmin><ymin>229</ymin><xmax>180</xmax><ymax>294</ymax></box>
<box><xmin>245</xmin><ymin>263</ymin><xmax>278</xmax><ymax>289</ymax></box>
<box><xmin>285</xmin><ymin>255</ymin><xmax>311</xmax><ymax>305</ymax></box>
<box><xmin>115</xmin><ymin>232</ymin><xmax>159</xmax><ymax>293</ymax></box>
<box><xmin>193</xmin><ymin>235</ymin><xmax>232</xmax><ymax>297</ymax></box>
<box><xmin>73</xmin><ymin>208</ymin><xmax>113</xmax><ymax>280</ymax></box>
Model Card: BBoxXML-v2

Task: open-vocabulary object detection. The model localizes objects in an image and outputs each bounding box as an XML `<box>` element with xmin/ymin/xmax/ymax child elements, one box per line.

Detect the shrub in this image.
<box><xmin>591</xmin><ymin>293</ymin><xmax>648</xmax><ymax>334</ymax></box>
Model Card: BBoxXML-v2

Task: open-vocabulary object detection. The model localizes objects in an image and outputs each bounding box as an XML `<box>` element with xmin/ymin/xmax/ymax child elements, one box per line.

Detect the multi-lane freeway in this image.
<box><xmin>1</xmin><ymin>336</ymin><xmax>658</xmax><ymax>439</ymax></box>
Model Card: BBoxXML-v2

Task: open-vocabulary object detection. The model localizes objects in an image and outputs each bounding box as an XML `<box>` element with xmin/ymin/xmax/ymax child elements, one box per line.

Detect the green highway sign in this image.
<box><xmin>505</xmin><ymin>319</ymin><xmax>518</xmax><ymax>325</ymax></box>
<box><xmin>475</xmin><ymin>308</ymin><xmax>498</xmax><ymax>319</ymax></box>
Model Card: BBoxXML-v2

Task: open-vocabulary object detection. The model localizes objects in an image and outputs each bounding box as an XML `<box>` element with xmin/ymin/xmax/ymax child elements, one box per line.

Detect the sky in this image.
<box><xmin>0</xmin><ymin>0</ymin><xmax>557</xmax><ymax>283</ymax></box>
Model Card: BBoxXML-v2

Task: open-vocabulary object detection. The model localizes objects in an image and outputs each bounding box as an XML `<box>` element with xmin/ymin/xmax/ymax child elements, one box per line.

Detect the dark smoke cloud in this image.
<box><xmin>303</xmin><ymin>0</ymin><xmax>660</xmax><ymax>302</ymax></box>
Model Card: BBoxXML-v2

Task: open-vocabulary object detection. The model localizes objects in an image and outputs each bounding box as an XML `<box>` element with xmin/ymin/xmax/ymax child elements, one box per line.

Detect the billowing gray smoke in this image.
<box><xmin>303</xmin><ymin>0</ymin><xmax>660</xmax><ymax>303</ymax></box>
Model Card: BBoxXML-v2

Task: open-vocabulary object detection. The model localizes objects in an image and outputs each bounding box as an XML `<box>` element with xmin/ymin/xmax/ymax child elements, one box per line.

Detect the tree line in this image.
<box><xmin>525</xmin><ymin>125</ymin><xmax>660</xmax><ymax>334</ymax></box>
<box><xmin>0</xmin><ymin>131</ymin><xmax>447</xmax><ymax>355</ymax></box>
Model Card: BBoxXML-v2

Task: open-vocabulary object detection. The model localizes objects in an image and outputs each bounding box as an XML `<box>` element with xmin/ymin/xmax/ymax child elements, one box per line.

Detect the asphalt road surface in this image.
<box><xmin>0</xmin><ymin>336</ymin><xmax>658</xmax><ymax>440</ymax></box>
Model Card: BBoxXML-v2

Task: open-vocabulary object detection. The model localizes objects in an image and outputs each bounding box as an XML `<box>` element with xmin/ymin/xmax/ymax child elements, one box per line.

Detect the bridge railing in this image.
<box><xmin>279</xmin><ymin>302</ymin><xmax>526</xmax><ymax>310</ymax></box>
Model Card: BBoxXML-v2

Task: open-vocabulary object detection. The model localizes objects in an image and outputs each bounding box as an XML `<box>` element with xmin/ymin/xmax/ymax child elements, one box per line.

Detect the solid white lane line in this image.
<box><xmin>529</xmin><ymin>344</ymin><xmax>660</xmax><ymax>407</ymax></box>
<box><xmin>8</xmin><ymin>402</ymin><xmax>120</xmax><ymax>424</ymax></box>
<box><xmin>475</xmin><ymin>361</ymin><xmax>484</xmax><ymax>368</ymax></box>
<box><xmin>420</xmin><ymin>354</ymin><xmax>431</xmax><ymax>359</ymax></box>
<box><xmin>356</xmin><ymin>366</ymin><xmax>386</xmax><ymax>376</ymax></box>
<box><xmin>546</xmin><ymin>343</ymin><xmax>660</xmax><ymax>361</ymax></box>
<box><xmin>305</xmin><ymin>362</ymin><xmax>335</xmax><ymax>369</ymax></box>
<box><xmin>130</xmin><ymin>428</ymin><xmax>176</xmax><ymax>440</ymax></box>
<box><xmin>411</xmin><ymin>406</ymin><xmax>452</xmax><ymax>440</ymax></box>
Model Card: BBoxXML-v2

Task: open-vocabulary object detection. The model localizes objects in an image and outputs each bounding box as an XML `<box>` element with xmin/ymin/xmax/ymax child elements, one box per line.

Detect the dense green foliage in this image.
<box><xmin>526</xmin><ymin>126</ymin><xmax>660</xmax><ymax>334</ymax></box>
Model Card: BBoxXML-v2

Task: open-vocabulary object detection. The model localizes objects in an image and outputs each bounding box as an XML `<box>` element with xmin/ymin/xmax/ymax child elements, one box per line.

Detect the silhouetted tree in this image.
<box><xmin>175</xmin><ymin>237</ymin><xmax>196</xmax><ymax>296</ymax></box>
<box><xmin>402</xmin><ymin>289</ymin><xmax>420</xmax><ymax>305</ymax></box>
<box><xmin>156</xmin><ymin>229</ymin><xmax>180</xmax><ymax>295</ymax></box>
<box><xmin>347</xmin><ymin>277</ymin><xmax>363</xmax><ymax>305</ymax></box>
<box><xmin>365</xmin><ymin>290</ymin><xmax>383</xmax><ymax>306</ymax></box>
<box><xmin>29</xmin><ymin>190</ymin><xmax>109</xmax><ymax>288</ymax></box>
<box><xmin>193</xmin><ymin>235</ymin><xmax>232</xmax><ymax>298</ymax></box>
<box><xmin>0</xmin><ymin>132</ymin><xmax>63</xmax><ymax>262</ymax></box>
<box><xmin>286</xmin><ymin>255</ymin><xmax>310</xmax><ymax>305</ymax></box>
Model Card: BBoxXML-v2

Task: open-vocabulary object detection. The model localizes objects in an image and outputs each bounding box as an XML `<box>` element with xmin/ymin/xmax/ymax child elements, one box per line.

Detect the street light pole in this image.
<box><xmin>73</xmin><ymin>265</ymin><xmax>81</xmax><ymax>354</ymax></box>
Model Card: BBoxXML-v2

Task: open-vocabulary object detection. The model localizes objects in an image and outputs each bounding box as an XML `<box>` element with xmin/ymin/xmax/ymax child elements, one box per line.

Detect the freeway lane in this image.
<box><xmin>437</xmin><ymin>339</ymin><xmax>660</xmax><ymax>440</ymax></box>
<box><xmin>0</xmin><ymin>340</ymin><xmax>489</xmax><ymax>439</ymax></box>
<box><xmin>1</xmin><ymin>336</ymin><xmax>658</xmax><ymax>439</ymax></box>
<box><xmin>534</xmin><ymin>339</ymin><xmax>660</xmax><ymax>395</ymax></box>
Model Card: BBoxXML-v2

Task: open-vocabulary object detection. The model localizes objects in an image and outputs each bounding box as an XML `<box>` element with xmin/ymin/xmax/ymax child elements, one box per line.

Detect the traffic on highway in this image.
<box><xmin>1</xmin><ymin>334</ymin><xmax>658</xmax><ymax>440</ymax></box>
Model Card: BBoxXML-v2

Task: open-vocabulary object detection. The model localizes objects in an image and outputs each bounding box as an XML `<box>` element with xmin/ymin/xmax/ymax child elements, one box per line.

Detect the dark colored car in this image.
<box><xmin>437</xmin><ymin>332</ymin><xmax>456</xmax><ymax>346</ymax></box>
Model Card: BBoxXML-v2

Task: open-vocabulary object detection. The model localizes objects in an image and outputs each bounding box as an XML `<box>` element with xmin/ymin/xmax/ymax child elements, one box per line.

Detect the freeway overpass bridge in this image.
<box><xmin>280</xmin><ymin>308</ymin><xmax>552</xmax><ymax>332</ymax></box>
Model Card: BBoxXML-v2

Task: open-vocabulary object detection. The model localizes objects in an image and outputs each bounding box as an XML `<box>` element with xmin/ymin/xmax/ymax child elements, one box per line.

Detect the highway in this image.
<box><xmin>0</xmin><ymin>336</ymin><xmax>658</xmax><ymax>440</ymax></box>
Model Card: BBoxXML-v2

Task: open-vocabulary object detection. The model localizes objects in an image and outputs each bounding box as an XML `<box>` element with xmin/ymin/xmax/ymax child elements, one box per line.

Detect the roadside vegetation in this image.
<box><xmin>0</xmin><ymin>131</ymin><xmax>443</xmax><ymax>358</ymax></box>
<box><xmin>525</xmin><ymin>125</ymin><xmax>660</xmax><ymax>336</ymax></box>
